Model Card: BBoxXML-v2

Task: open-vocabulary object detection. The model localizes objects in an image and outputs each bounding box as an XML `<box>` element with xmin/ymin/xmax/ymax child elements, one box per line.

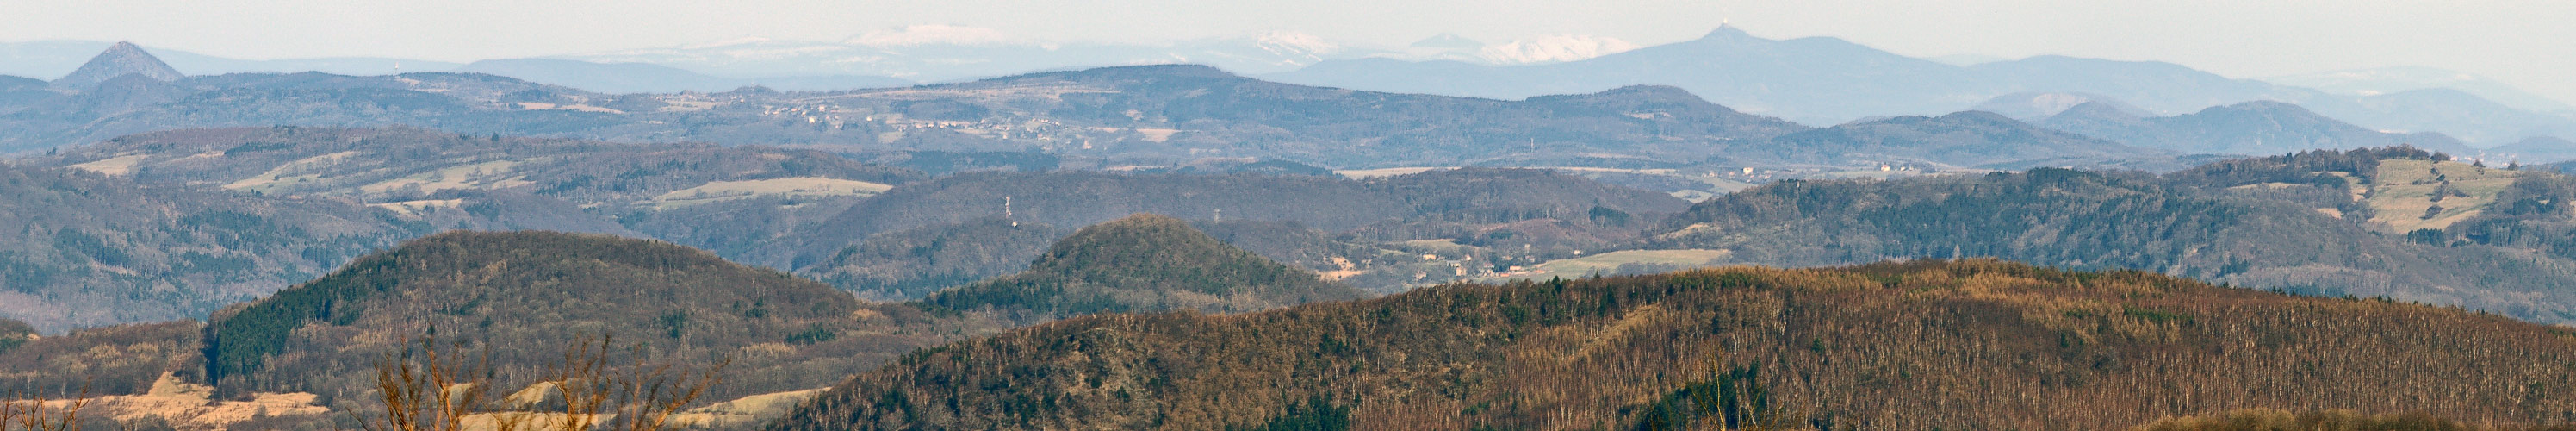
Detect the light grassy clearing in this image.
<box><xmin>646</xmin><ymin>177</ymin><xmax>894</xmax><ymax>209</ymax></box>
<box><xmin>223</xmin><ymin>151</ymin><xmax>363</xmax><ymax>192</ymax></box>
<box><xmin>1480</xmin><ymin>249</ymin><xmax>1733</xmax><ymax>282</ymax></box>
<box><xmin>1548</xmin><ymin>166</ymin><xmax>1764</xmax><ymax>197</ymax></box>
<box><xmin>1336</xmin><ymin>166</ymin><xmax>1455</xmax><ymax>178</ymax></box>
<box><xmin>2225</xmin><ymin>182</ymin><xmax>2310</xmax><ymax>191</ymax></box>
<box><xmin>1133</xmin><ymin>128</ymin><xmax>1180</xmax><ymax>142</ymax></box>
<box><xmin>2365</xmin><ymin>159</ymin><xmax>2524</xmax><ymax>233</ymax></box>
<box><xmin>1811</xmin><ymin>167</ymin><xmax>1948</xmax><ymax>180</ymax></box>
<box><xmin>55</xmin><ymin>372</ymin><xmax>329</xmax><ymax>429</ymax></box>
<box><xmin>65</xmin><ymin>154</ymin><xmax>149</xmax><ymax>176</ymax></box>
<box><xmin>357</xmin><ymin>159</ymin><xmax>529</xmax><ymax>195</ymax></box>
<box><xmin>456</xmin><ymin>386</ymin><xmax>824</xmax><ymax>429</ymax></box>
<box><xmin>858</xmin><ymin>83</ymin><xmax>1115</xmax><ymax>103</ymax></box>
<box><xmin>369</xmin><ymin>199</ymin><xmax>465</xmax><ymax>216</ymax></box>
<box><xmin>513</xmin><ymin>102</ymin><xmax>625</xmax><ymax>114</ymax></box>
<box><xmin>680</xmin><ymin>388</ymin><xmax>829</xmax><ymax>422</ymax></box>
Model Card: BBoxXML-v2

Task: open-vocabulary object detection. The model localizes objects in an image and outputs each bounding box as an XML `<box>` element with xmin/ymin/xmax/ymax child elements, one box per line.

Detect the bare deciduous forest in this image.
<box><xmin>777</xmin><ymin>260</ymin><xmax>2576</xmax><ymax>430</ymax></box>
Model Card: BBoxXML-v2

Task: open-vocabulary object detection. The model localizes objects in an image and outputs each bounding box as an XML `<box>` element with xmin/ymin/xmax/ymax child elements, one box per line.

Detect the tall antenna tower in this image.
<box><xmin>1214</xmin><ymin>209</ymin><xmax>1222</xmax><ymax>222</ymax></box>
<box><xmin>1005</xmin><ymin>196</ymin><xmax>1017</xmax><ymax>227</ymax></box>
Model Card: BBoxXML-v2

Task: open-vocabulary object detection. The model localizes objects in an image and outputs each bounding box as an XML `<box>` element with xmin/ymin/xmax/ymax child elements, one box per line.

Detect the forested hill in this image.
<box><xmin>0</xmin><ymin>64</ymin><xmax>1813</xmax><ymax>170</ymax></box>
<box><xmin>804</xmin><ymin>217</ymin><xmax>1080</xmax><ymax>301</ymax></box>
<box><xmin>13</xmin><ymin>127</ymin><xmax>1700</xmax><ymax>328</ymax></box>
<box><xmin>2043</xmin><ymin>100</ymin><xmax>2474</xmax><ymax>156</ymax></box>
<box><xmin>822</xmin><ymin>65</ymin><xmax>1809</xmax><ymax>167</ymax></box>
<box><xmin>924</xmin><ymin>214</ymin><xmax>1366</xmax><ymax>320</ymax></box>
<box><xmin>28</xmin><ymin>126</ymin><xmax>927</xmax><ymax>266</ymax></box>
<box><xmin>1651</xmin><ymin>160</ymin><xmax>2576</xmax><ymax>323</ymax></box>
<box><xmin>198</xmin><ymin>230</ymin><xmax>960</xmax><ymax>408</ymax></box>
<box><xmin>802</xmin><ymin>216</ymin><xmax>1427</xmax><ymax>302</ymax></box>
<box><xmin>785</xmin><ymin>167</ymin><xmax>1689</xmax><ymax>268</ymax></box>
<box><xmin>773</xmin><ymin>260</ymin><xmax>2576</xmax><ymax>430</ymax></box>
<box><xmin>3</xmin><ymin>62</ymin><xmax>2184</xmax><ymax>175</ymax></box>
<box><xmin>0</xmin><ymin>318</ymin><xmax>31</xmax><ymax>352</ymax></box>
<box><xmin>32</xmin><ymin>126</ymin><xmax>923</xmax><ymax>205</ymax></box>
<box><xmin>0</xmin><ymin>164</ymin><xmax>430</xmax><ymax>332</ymax></box>
<box><xmin>1750</xmin><ymin>110</ymin><xmax>2180</xmax><ymax>171</ymax></box>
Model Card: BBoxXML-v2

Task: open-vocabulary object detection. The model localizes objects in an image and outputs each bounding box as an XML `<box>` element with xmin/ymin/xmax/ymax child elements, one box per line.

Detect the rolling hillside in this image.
<box><xmin>30</xmin><ymin>126</ymin><xmax>925</xmax><ymax>262</ymax></box>
<box><xmin>781</xmin><ymin>65</ymin><xmax>1811</xmax><ymax>169</ymax></box>
<box><xmin>805</xmin><ymin>217</ymin><xmax>1078</xmax><ymax>301</ymax></box>
<box><xmin>773</xmin><ymin>260</ymin><xmax>2576</xmax><ymax>429</ymax></box>
<box><xmin>0</xmin><ymin>165</ymin><xmax>429</xmax><ymax>332</ymax></box>
<box><xmin>1</xmin><ymin>54</ymin><xmax>1824</xmax><ymax>172</ymax></box>
<box><xmin>1749</xmin><ymin>110</ymin><xmax>2176</xmax><ymax>171</ymax></box>
<box><xmin>787</xmin><ymin>168</ymin><xmax>1690</xmax><ymax>270</ymax></box>
<box><xmin>2042</xmin><ymin>100</ymin><xmax>2472</xmax><ymax>156</ymax></box>
<box><xmin>4</xmin><ymin>45</ymin><xmax>2186</xmax><ymax>178</ymax></box>
<box><xmin>1654</xmin><ymin>156</ymin><xmax>2576</xmax><ymax>323</ymax></box>
<box><xmin>924</xmin><ymin>214</ymin><xmax>1368</xmax><ymax>321</ymax></box>
<box><xmin>200</xmin><ymin>230</ymin><xmax>991</xmax><ymax>413</ymax></box>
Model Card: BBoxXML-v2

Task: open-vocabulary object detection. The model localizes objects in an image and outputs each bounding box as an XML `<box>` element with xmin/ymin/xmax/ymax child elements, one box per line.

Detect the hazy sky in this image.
<box><xmin>3</xmin><ymin>0</ymin><xmax>2571</xmax><ymax>103</ymax></box>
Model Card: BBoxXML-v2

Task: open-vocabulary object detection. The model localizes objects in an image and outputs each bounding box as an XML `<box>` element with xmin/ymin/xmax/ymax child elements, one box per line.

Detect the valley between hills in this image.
<box><xmin>5</xmin><ymin>33</ymin><xmax>2576</xmax><ymax>430</ymax></box>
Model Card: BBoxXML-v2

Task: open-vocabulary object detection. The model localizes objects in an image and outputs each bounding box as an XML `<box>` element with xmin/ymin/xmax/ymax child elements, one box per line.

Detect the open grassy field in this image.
<box><xmin>220</xmin><ymin>151</ymin><xmax>363</xmax><ymax>192</ymax></box>
<box><xmin>64</xmin><ymin>154</ymin><xmax>149</xmax><ymax>176</ymax></box>
<box><xmin>645</xmin><ymin>177</ymin><xmax>894</xmax><ymax>209</ymax></box>
<box><xmin>2366</xmin><ymin>159</ymin><xmax>2526</xmax><ymax>233</ymax></box>
<box><xmin>1335</xmin><ymin>166</ymin><xmax>1454</xmax><ymax>178</ymax></box>
<box><xmin>1478</xmin><ymin>249</ymin><xmax>1732</xmax><ymax>282</ymax></box>
<box><xmin>358</xmin><ymin>159</ymin><xmax>531</xmax><ymax>195</ymax></box>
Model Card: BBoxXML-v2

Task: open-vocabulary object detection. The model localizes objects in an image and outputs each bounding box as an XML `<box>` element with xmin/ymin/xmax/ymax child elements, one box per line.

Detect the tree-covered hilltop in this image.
<box><xmin>804</xmin><ymin>217</ymin><xmax>1078</xmax><ymax>301</ymax></box>
<box><xmin>0</xmin><ymin>318</ymin><xmax>36</xmax><ymax>353</ymax></box>
<box><xmin>0</xmin><ymin>322</ymin><xmax>201</xmax><ymax>397</ymax></box>
<box><xmin>197</xmin><ymin>230</ymin><xmax>987</xmax><ymax>409</ymax></box>
<box><xmin>924</xmin><ymin>214</ymin><xmax>1368</xmax><ymax>321</ymax></box>
<box><xmin>1749</xmin><ymin>110</ymin><xmax>2179</xmax><ymax>171</ymax></box>
<box><xmin>773</xmin><ymin>259</ymin><xmax>2576</xmax><ymax>430</ymax></box>
<box><xmin>2043</xmin><ymin>101</ymin><xmax>2474</xmax><ymax>156</ymax></box>
<box><xmin>1651</xmin><ymin>160</ymin><xmax>2576</xmax><ymax>323</ymax></box>
<box><xmin>803</xmin><ymin>216</ymin><xmax>1441</xmax><ymax>303</ymax></box>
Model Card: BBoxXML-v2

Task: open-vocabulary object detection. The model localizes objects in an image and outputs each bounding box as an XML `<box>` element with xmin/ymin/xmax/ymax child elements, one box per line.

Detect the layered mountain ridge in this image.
<box><xmin>1269</xmin><ymin>26</ymin><xmax>2576</xmax><ymax>146</ymax></box>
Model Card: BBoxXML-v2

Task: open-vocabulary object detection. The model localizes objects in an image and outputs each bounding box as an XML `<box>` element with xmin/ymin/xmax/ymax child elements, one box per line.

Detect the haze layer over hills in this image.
<box><xmin>10</xmin><ymin>22</ymin><xmax>2576</xmax><ymax>429</ymax></box>
<box><xmin>11</xmin><ymin>42</ymin><xmax>2576</xmax><ymax>331</ymax></box>
<box><xmin>1268</xmin><ymin>26</ymin><xmax>2576</xmax><ymax>146</ymax></box>
<box><xmin>8</xmin><ymin>29</ymin><xmax>2573</xmax><ymax>153</ymax></box>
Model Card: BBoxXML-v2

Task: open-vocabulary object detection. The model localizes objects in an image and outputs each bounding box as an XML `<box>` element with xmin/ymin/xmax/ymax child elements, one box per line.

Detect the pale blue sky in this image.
<box><xmin>3</xmin><ymin>0</ymin><xmax>2570</xmax><ymax>103</ymax></box>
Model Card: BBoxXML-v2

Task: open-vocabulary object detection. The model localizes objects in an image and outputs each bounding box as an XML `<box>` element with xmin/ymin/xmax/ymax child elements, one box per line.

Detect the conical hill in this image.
<box><xmin>925</xmin><ymin>214</ymin><xmax>1367</xmax><ymax>317</ymax></box>
<box><xmin>52</xmin><ymin>41</ymin><xmax>183</xmax><ymax>91</ymax></box>
<box><xmin>201</xmin><ymin>230</ymin><xmax>878</xmax><ymax>403</ymax></box>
